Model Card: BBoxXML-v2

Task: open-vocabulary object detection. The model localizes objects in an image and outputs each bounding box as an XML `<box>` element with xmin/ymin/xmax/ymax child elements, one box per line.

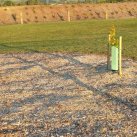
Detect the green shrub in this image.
<box><xmin>25</xmin><ymin>0</ymin><xmax>39</xmax><ymax>5</ymax></box>
<box><xmin>3</xmin><ymin>0</ymin><xmax>15</xmax><ymax>6</ymax></box>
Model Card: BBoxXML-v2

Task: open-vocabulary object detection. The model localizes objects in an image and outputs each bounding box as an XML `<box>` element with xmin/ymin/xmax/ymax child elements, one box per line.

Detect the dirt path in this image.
<box><xmin>0</xmin><ymin>53</ymin><xmax>137</xmax><ymax>136</ymax></box>
<box><xmin>0</xmin><ymin>2</ymin><xmax>137</xmax><ymax>25</ymax></box>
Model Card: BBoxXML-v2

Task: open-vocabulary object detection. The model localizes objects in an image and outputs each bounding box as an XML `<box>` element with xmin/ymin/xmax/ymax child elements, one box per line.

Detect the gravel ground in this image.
<box><xmin>0</xmin><ymin>53</ymin><xmax>137</xmax><ymax>137</ymax></box>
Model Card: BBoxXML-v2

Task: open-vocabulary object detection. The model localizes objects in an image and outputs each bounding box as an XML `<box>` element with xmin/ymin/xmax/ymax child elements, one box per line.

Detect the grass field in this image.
<box><xmin>0</xmin><ymin>19</ymin><xmax>137</xmax><ymax>60</ymax></box>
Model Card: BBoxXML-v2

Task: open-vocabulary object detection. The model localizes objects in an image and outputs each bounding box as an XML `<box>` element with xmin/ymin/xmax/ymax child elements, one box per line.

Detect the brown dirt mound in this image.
<box><xmin>0</xmin><ymin>2</ymin><xmax>137</xmax><ymax>25</ymax></box>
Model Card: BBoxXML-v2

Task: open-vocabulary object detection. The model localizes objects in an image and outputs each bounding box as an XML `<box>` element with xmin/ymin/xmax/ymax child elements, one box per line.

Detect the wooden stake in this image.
<box><xmin>119</xmin><ymin>36</ymin><xmax>122</xmax><ymax>76</ymax></box>
<box><xmin>67</xmin><ymin>10</ymin><xmax>70</xmax><ymax>22</ymax></box>
<box><xmin>107</xmin><ymin>34</ymin><xmax>111</xmax><ymax>70</ymax></box>
<box><xmin>105</xmin><ymin>11</ymin><xmax>108</xmax><ymax>20</ymax></box>
<box><xmin>20</xmin><ymin>12</ymin><xmax>23</xmax><ymax>24</ymax></box>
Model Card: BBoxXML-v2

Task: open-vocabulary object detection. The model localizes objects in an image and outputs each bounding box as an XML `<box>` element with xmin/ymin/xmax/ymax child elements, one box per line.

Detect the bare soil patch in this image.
<box><xmin>0</xmin><ymin>2</ymin><xmax>137</xmax><ymax>25</ymax></box>
<box><xmin>0</xmin><ymin>53</ymin><xmax>137</xmax><ymax>136</ymax></box>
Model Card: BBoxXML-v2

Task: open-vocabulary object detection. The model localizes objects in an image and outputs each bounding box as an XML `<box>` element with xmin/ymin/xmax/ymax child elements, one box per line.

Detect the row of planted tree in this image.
<box><xmin>0</xmin><ymin>0</ymin><xmax>135</xmax><ymax>7</ymax></box>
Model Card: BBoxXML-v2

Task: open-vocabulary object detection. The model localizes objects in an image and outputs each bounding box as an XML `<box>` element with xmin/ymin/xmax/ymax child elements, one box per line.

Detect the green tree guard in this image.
<box><xmin>109</xmin><ymin>25</ymin><xmax>119</xmax><ymax>71</ymax></box>
<box><xmin>111</xmin><ymin>46</ymin><xmax>118</xmax><ymax>70</ymax></box>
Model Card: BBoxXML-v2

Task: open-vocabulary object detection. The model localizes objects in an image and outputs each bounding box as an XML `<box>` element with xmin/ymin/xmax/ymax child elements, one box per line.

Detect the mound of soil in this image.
<box><xmin>0</xmin><ymin>2</ymin><xmax>137</xmax><ymax>25</ymax></box>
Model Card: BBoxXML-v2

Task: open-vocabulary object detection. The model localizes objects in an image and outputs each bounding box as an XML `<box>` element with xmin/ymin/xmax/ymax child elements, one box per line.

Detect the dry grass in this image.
<box><xmin>0</xmin><ymin>2</ymin><xmax>137</xmax><ymax>24</ymax></box>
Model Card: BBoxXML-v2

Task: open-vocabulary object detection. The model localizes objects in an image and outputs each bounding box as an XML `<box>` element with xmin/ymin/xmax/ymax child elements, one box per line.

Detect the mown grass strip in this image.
<box><xmin>0</xmin><ymin>19</ymin><xmax>137</xmax><ymax>60</ymax></box>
